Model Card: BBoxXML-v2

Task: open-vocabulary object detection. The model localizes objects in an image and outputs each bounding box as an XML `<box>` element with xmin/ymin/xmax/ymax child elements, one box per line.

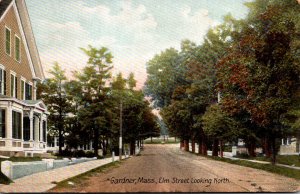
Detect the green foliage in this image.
<box><xmin>218</xmin><ymin>0</ymin><xmax>300</xmax><ymax>129</ymax></box>
<box><xmin>145</xmin><ymin>48</ymin><xmax>185</xmax><ymax>108</ymax></box>
<box><xmin>39</xmin><ymin>46</ymin><xmax>159</xmax><ymax>157</ymax></box>
<box><xmin>144</xmin><ymin>0</ymin><xmax>300</xmax><ymax>163</ymax></box>
<box><xmin>202</xmin><ymin>104</ymin><xmax>239</xmax><ymax>141</ymax></box>
<box><xmin>37</xmin><ymin>63</ymin><xmax>72</xmax><ymax>154</ymax></box>
<box><xmin>74</xmin><ymin>46</ymin><xmax>114</xmax><ymax>155</ymax></box>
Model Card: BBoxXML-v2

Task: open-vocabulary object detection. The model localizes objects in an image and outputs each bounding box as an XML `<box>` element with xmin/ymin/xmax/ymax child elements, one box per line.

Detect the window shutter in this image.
<box><xmin>3</xmin><ymin>70</ymin><xmax>6</xmax><ymax>96</ymax></box>
<box><xmin>15</xmin><ymin>77</ymin><xmax>17</xmax><ymax>98</ymax></box>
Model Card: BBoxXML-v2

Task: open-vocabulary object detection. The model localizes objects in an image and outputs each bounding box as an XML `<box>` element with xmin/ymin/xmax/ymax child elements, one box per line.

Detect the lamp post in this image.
<box><xmin>119</xmin><ymin>100</ymin><xmax>123</xmax><ymax>161</ymax></box>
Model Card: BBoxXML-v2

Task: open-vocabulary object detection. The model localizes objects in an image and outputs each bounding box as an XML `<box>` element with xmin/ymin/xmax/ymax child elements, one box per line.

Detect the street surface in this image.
<box><xmin>51</xmin><ymin>144</ymin><xmax>300</xmax><ymax>192</ymax></box>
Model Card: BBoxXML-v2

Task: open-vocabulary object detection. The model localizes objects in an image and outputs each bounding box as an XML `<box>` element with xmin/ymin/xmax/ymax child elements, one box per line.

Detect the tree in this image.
<box><xmin>37</xmin><ymin>63</ymin><xmax>72</xmax><ymax>155</ymax></box>
<box><xmin>75</xmin><ymin>46</ymin><xmax>114</xmax><ymax>156</ymax></box>
<box><xmin>111</xmin><ymin>72</ymin><xmax>158</xmax><ymax>155</ymax></box>
<box><xmin>145</xmin><ymin>48</ymin><xmax>185</xmax><ymax>108</ymax></box>
<box><xmin>216</xmin><ymin>0</ymin><xmax>300</xmax><ymax>164</ymax></box>
<box><xmin>202</xmin><ymin>104</ymin><xmax>240</xmax><ymax>157</ymax></box>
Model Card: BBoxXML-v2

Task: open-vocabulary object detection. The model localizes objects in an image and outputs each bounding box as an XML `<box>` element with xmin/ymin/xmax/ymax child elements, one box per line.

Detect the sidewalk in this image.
<box><xmin>206</xmin><ymin>151</ymin><xmax>300</xmax><ymax>170</ymax></box>
<box><xmin>224</xmin><ymin>155</ymin><xmax>300</xmax><ymax>170</ymax></box>
<box><xmin>0</xmin><ymin>156</ymin><xmax>123</xmax><ymax>193</ymax></box>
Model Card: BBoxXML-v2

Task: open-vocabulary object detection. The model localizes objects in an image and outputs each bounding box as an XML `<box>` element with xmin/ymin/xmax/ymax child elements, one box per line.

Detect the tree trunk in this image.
<box><xmin>247</xmin><ymin>140</ymin><xmax>256</xmax><ymax>157</ymax></box>
<box><xmin>184</xmin><ymin>139</ymin><xmax>189</xmax><ymax>152</ymax></box>
<box><xmin>130</xmin><ymin>140</ymin><xmax>135</xmax><ymax>155</ymax></box>
<box><xmin>219</xmin><ymin>140</ymin><xmax>223</xmax><ymax>158</ymax></box>
<box><xmin>180</xmin><ymin>139</ymin><xmax>184</xmax><ymax>149</ymax></box>
<box><xmin>191</xmin><ymin>139</ymin><xmax>195</xmax><ymax>153</ymax></box>
<box><xmin>262</xmin><ymin>137</ymin><xmax>271</xmax><ymax>158</ymax></box>
<box><xmin>202</xmin><ymin>136</ymin><xmax>208</xmax><ymax>156</ymax></box>
<box><xmin>58</xmin><ymin>128</ymin><xmax>63</xmax><ymax>155</ymax></box>
<box><xmin>58</xmin><ymin>118</ymin><xmax>64</xmax><ymax>155</ymax></box>
<box><xmin>93</xmin><ymin>127</ymin><xmax>99</xmax><ymax>157</ymax></box>
<box><xmin>271</xmin><ymin>136</ymin><xmax>277</xmax><ymax>165</ymax></box>
<box><xmin>102</xmin><ymin>139</ymin><xmax>106</xmax><ymax>156</ymax></box>
<box><xmin>198</xmin><ymin>137</ymin><xmax>203</xmax><ymax>155</ymax></box>
<box><xmin>212</xmin><ymin>139</ymin><xmax>218</xmax><ymax>156</ymax></box>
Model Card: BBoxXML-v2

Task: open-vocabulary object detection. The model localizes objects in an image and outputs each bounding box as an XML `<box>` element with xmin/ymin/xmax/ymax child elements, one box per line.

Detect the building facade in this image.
<box><xmin>0</xmin><ymin>0</ymin><xmax>48</xmax><ymax>156</ymax></box>
<box><xmin>279</xmin><ymin>137</ymin><xmax>300</xmax><ymax>155</ymax></box>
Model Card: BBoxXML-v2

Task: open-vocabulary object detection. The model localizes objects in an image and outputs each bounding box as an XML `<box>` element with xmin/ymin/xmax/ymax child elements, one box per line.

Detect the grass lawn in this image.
<box><xmin>208</xmin><ymin>155</ymin><xmax>300</xmax><ymax>180</ymax></box>
<box><xmin>0</xmin><ymin>157</ymin><xmax>42</xmax><ymax>185</ymax></box>
<box><xmin>51</xmin><ymin>161</ymin><xmax>121</xmax><ymax>190</ymax></box>
<box><xmin>144</xmin><ymin>137</ymin><xmax>179</xmax><ymax>144</ymax></box>
<box><xmin>235</xmin><ymin>155</ymin><xmax>300</xmax><ymax>167</ymax></box>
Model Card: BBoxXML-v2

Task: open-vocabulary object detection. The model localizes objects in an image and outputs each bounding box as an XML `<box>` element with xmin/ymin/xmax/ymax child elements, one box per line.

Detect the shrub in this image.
<box><xmin>73</xmin><ymin>150</ymin><xmax>86</xmax><ymax>157</ymax></box>
<box><xmin>85</xmin><ymin>151</ymin><xmax>95</xmax><ymax>158</ymax></box>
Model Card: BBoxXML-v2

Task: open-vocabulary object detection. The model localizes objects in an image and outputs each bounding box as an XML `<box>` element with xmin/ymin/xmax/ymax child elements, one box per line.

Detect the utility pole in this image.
<box><xmin>119</xmin><ymin>100</ymin><xmax>123</xmax><ymax>161</ymax></box>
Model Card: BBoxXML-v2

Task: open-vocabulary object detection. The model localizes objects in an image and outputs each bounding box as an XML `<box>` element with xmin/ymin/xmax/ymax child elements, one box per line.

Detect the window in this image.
<box><xmin>10</xmin><ymin>74</ymin><xmax>17</xmax><ymax>98</ymax></box>
<box><xmin>23</xmin><ymin>117</ymin><xmax>30</xmax><ymax>141</ymax></box>
<box><xmin>21</xmin><ymin>80</ymin><xmax>25</xmax><ymax>100</ymax></box>
<box><xmin>5</xmin><ymin>27</ymin><xmax>11</xmax><ymax>55</ymax></box>
<box><xmin>25</xmin><ymin>83</ymin><xmax>32</xmax><ymax>100</ymax></box>
<box><xmin>0</xmin><ymin>68</ymin><xmax>6</xmax><ymax>95</ymax></box>
<box><xmin>15</xmin><ymin>36</ymin><xmax>21</xmax><ymax>62</ymax></box>
<box><xmin>12</xmin><ymin>111</ymin><xmax>21</xmax><ymax>139</ymax></box>
<box><xmin>0</xmin><ymin>109</ymin><xmax>5</xmax><ymax>138</ymax></box>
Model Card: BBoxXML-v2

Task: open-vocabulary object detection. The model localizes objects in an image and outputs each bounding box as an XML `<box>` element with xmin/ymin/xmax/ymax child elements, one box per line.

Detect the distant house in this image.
<box><xmin>280</xmin><ymin>137</ymin><xmax>300</xmax><ymax>155</ymax></box>
<box><xmin>0</xmin><ymin>0</ymin><xmax>48</xmax><ymax>156</ymax></box>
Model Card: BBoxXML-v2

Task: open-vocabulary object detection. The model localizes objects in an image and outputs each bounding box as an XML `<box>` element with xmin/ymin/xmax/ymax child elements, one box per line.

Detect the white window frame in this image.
<box><xmin>12</xmin><ymin>109</ymin><xmax>22</xmax><ymax>140</ymax></box>
<box><xmin>14</xmin><ymin>34</ymin><xmax>21</xmax><ymax>63</ymax></box>
<box><xmin>10</xmin><ymin>71</ymin><xmax>16</xmax><ymax>98</ymax></box>
<box><xmin>20</xmin><ymin>77</ymin><xmax>26</xmax><ymax>100</ymax></box>
<box><xmin>5</xmin><ymin>26</ymin><xmax>11</xmax><ymax>56</ymax></box>
<box><xmin>25</xmin><ymin>81</ymin><xmax>33</xmax><ymax>100</ymax></box>
<box><xmin>0</xmin><ymin>65</ymin><xmax>5</xmax><ymax>95</ymax></box>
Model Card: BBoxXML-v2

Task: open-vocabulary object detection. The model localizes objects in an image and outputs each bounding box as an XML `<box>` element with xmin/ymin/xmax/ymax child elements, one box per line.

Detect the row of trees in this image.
<box><xmin>145</xmin><ymin>0</ymin><xmax>300</xmax><ymax>164</ymax></box>
<box><xmin>38</xmin><ymin>46</ymin><xmax>160</xmax><ymax>156</ymax></box>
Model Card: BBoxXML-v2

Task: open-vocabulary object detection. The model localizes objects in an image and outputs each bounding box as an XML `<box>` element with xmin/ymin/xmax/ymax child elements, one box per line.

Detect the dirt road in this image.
<box><xmin>51</xmin><ymin>144</ymin><xmax>300</xmax><ymax>192</ymax></box>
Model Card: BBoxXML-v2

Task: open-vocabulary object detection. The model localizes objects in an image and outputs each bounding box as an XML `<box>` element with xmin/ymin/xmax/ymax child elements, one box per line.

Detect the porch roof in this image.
<box><xmin>0</xmin><ymin>97</ymin><xmax>48</xmax><ymax>114</ymax></box>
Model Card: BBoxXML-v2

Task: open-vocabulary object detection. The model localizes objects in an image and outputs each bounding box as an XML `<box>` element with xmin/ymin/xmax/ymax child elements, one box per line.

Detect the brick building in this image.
<box><xmin>0</xmin><ymin>0</ymin><xmax>48</xmax><ymax>156</ymax></box>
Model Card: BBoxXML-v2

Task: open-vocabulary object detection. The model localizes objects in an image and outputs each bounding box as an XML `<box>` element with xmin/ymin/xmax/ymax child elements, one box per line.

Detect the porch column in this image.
<box><xmin>45</xmin><ymin>119</ymin><xmax>47</xmax><ymax>144</ymax></box>
<box><xmin>39</xmin><ymin>115</ymin><xmax>43</xmax><ymax>142</ymax></box>
<box><xmin>29</xmin><ymin>109</ymin><xmax>33</xmax><ymax>141</ymax></box>
<box><xmin>281</xmin><ymin>139</ymin><xmax>284</xmax><ymax>145</ymax></box>
<box><xmin>6</xmin><ymin>102</ymin><xmax>12</xmax><ymax>140</ymax></box>
<box><xmin>21</xmin><ymin>112</ymin><xmax>23</xmax><ymax>141</ymax></box>
<box><xmin>34</xmin><ymin>115</ymin><xmax>39</xmax><ymax>142</ymax></box>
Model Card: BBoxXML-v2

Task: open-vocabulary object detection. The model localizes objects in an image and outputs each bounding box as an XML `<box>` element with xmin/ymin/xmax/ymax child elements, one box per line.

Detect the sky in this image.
<box><xmin>26</xmin><ymin>0</ymin><xmax>251</xmax><ymax>89</ymax></box>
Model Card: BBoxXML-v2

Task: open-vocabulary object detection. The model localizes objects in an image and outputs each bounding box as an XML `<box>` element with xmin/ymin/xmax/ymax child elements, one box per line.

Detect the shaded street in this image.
<box><xmin>51</xmin><ymin>144</ymin><xmax>300</xmax><ymax>192</ymax></box>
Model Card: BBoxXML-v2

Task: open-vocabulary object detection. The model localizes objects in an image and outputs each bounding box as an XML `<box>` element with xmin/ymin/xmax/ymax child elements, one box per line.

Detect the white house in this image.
<box><xmin>0</xmin><ymin>0</ymin><xmax>48</xmax><ymax>157</ymax></box>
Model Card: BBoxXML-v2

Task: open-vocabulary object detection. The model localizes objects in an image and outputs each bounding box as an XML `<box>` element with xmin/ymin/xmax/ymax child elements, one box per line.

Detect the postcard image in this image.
<box><xmin>0</xmin><ymin>0</ymin><xmax>299</xmax><ymax>193</ymax></box>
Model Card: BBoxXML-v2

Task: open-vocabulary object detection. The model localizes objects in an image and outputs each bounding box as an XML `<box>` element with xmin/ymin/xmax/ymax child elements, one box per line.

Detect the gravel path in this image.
<box><xmin>51</xmin><ymin>144</ymin><xmax>300</xmax><ymax>192</ymax></box>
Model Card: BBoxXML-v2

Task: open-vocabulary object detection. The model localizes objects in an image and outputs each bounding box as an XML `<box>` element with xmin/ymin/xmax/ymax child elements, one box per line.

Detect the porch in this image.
<box><xmin>0</xmin><ymin>99</ymin><xmax>48</xmax><ymax>156</ymax></box>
